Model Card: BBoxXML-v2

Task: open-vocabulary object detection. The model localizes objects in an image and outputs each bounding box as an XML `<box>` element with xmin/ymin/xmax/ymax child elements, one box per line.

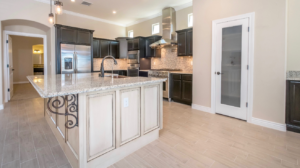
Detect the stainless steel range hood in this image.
<box><xmin>150</xmin><ymin>7</ymin><xmax>177</xmax><ymax>48</ymax></box>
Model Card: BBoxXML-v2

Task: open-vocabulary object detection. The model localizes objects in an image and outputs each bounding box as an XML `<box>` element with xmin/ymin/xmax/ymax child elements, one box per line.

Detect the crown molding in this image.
<box><xmin>125</xmin><ymin>1</ymin><xmax>193</xmax><ymax>27</ymax></box>
<box><xmin>35</xmin><ymin>0</ymin><xmax>192</xmax><ymax>28</ymax></box>
<box><xmin>35</xmin><ymin>0</ymin><xmax>126</xmax><ymax>27</ymax></box>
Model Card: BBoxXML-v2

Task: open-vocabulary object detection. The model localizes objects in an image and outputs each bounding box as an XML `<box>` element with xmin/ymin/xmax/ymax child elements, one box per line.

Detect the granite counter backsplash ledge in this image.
<box><xmin>287</xmin><ymin>71</ymin><xmax>300</xmax><ymax>80</ymax></box>
<box><xmin>27</xmin><ymin>73</ymin><xmax>166</xmax><ymax>98</ymax></box>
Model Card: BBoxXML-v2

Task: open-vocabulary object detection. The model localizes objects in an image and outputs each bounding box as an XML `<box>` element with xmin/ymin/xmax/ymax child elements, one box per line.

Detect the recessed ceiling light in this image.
<box><xmin>113</xmin><ymin>11</ymin><xmax>116</xmax><ymax>14</ymax></box>
<box><xmin>71</xmin><ymin>0</ymin><xmax>75</xmax><ymax>2</ymax></box>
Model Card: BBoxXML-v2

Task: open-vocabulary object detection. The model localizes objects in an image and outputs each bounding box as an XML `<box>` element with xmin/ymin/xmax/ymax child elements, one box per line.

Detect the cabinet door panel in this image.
<box><xmin>93</xmin><ymin>39</ymin><xmax>100</xmax><ymax>58</ymax></box>
<box><xmin>61</xmin><ymin>27</ymin><xmax>77</xmax><ymax>43</ymax></box>
<box><xmin>87</xmin><ymin>92</ymin><xmax>115</xmax><ymax>161</ymax></box>
<box><xmin>133</xmin><ymin>38</ymin><xmax>139</xmax><ymax>50</ymax></box>
<box><xmin>187</xmin><ymin>30</ymin><xmax>193</xmax><ymax>56</ymax></box>
<box><xmin>144</xmin><ymin>85</ymin><xmax>160</xmax><ymax>133</ymax></box>
<box><xmin>172</xmin><ymin>79</ymin><xmax>182</xmax><ymax>99</ymax></box>
<box><xmin>177</xmin><ymin>32</ymin><xmax>187</xmax><ymax>56</ymax></box>
<box><xmin>182</xmin><ymin>80</ymin><xmax>193</xmax><ymax>103</ymax></box>
<box><xmin>128</xmin><ymin>39</ymin><xmax>133</xmax><ymax>51</ymax></box>
<box><xmin>100</xmin><ymin>40</ymin><xmax>110</xmax><ymax>58</ymax></box>
<box><xmin>77</xmin><ymin>30</ymin><xmax>91</xmax><ymax>45</ymax></box>
<box><xmin>110</xmin><ymin>41</ymin><xmax>119</xmax><ymax>59</ymax></box>
<box><xmin>120</xmin><ymin>88</ymin><xmax>141</xmax><ymax>145</ymax></box>
<box><xmin>289</xmin><ymin>82</ymin><xmax>300</xmax><ymax>126</ymax></box>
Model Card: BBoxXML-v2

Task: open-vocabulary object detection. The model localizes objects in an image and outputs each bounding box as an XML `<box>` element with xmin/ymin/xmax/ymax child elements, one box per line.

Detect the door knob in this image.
<box><xmin>216</xmin><ymin>72</ymin><xmax>223</xmax><ymax>75</ymax></box>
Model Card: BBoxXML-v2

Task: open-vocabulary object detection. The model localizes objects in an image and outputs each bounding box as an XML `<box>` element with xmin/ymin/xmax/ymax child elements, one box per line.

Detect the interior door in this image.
<box><xmin>215</xmin><ymin>18</ymin><xmax>249</xmax><ymax>120</ymax></box>
<box><xmin>8</xmin><ymin>36</ymin><xmax>13</xmax><ymax>100</ymax></box>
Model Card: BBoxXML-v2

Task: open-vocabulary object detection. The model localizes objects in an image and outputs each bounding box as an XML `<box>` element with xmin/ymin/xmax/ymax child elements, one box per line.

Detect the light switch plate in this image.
<box><xmin>124</xmin><ymin>98</ymin><xmax>129</xmax><ymax>107</ymax></box>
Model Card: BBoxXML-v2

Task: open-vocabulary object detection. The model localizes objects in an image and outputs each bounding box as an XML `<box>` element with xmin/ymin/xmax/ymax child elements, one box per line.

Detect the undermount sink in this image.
<box><xmin>113</xmin><ymin>75</ymin><xmax>127</xmax><ymax>78</ymax></box>
<box><xmin>100</xmin><ymin>73</ymin><xmax>127</xmax><ymax>78</ymax></box>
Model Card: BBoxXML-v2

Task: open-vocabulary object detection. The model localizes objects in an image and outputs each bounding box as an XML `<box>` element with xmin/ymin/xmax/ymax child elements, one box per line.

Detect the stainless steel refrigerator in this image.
<box><xmin>61</xmin><ymin>44</ymin><xmax>91</xmax><ymax>74</ymax></box>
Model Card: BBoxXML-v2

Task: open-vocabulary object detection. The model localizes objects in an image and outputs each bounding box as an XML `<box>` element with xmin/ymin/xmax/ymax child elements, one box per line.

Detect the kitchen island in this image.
<box><xmin>27</xmin><ymin>73</ymin><xmax>166</xmax><ymax>168</ymax></box>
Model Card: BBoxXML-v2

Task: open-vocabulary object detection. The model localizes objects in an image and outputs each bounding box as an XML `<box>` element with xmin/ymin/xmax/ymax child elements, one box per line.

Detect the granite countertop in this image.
<box><xmin>170</xmin><ymin>71</ymin><xmax>193</xmax><ymax>74</ymax></box>
<box><xmin>27</xmin><ymin>73</ymin><xmax>166</xmax><ymax>98</ymax></box>
<box><xmin>287</xmin><ymin>71</ymin><xmax>300</xmax><ymax>81</ymax></box>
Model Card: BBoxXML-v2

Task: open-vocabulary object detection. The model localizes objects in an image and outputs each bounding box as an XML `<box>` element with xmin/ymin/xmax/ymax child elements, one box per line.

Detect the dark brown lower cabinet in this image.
<box><xmin>286</xmin><ymin>80</ymin><xmax>300</xmax><ymax>133</ymax></box>
<box><xmin>171</xmin><ymin>74</ymin><xmax>193</xmax><ymax>105</ymax></box>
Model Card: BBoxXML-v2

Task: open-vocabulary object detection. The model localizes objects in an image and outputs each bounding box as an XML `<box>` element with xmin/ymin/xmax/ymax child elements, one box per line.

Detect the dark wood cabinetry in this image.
<box><xmin>139</xmin><ymin>71</ymin><xmax>148</xmax><ymax>77</ymax></box>
<box><xmin>93</xmin><ymin>38</ymin><xmax>119</xmax><ymax>59</ymax></box>
<box><xmin>176</xmin><ymin>28</ymin><xmax>193</xmax><ymax>56</ymax></box>
<box><xmin>127</xmin><ymin>37</ymin><xmax>146</xmax><ymax>58</ymax></box>
<box><xmin>171</xmin><ymin>74</ymin><xmax>193</xmax><ymax>105</ymax></box>
<box><xmin>54</xmin><ymin>24</ymin><xmax>94</xmax><ymax>74</ymax></box>
<box><xmin>145</xmin><ymin>35</ymin><xmax>162</xmax><ymax>57</ymax></box>
<box><xmin>286</xmin><ymin>80</ymin><xmax>300</xmax><ymax>133</ymax></box>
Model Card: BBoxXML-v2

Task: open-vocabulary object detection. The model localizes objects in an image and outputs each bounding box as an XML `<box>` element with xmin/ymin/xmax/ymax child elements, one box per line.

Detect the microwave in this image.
<box><xmin>127</xmin><ymin>50</ymin><xmax>140</xmax><ymax>64</ymax></box>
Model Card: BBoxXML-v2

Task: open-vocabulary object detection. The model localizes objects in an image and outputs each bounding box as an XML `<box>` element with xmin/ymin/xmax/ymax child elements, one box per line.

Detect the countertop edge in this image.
<box><xmin>27</xmin><ymin>76</ymin><xmax>167</xmax><ymax>98</ymax></box>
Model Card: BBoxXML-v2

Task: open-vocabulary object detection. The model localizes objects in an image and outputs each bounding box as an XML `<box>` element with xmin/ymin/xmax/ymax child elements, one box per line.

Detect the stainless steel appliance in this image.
<box><xmin>148</xmin><ymin>69</ymin><xmax>181</xmax><ymax>101</ymax></box>
<box><xmin>150</xmin><ymin>7</ymin><xmax>177</xmax><ymax>48</ymax></box>
<box><xmin>61</xmin><ymin>44</ymin><xmax>91</xmax><ymax>74</ymax></box>
<box><xmin>127</xmin><ymin>50</ymin><xmax>140</xmax><ymax>76</ymax></box>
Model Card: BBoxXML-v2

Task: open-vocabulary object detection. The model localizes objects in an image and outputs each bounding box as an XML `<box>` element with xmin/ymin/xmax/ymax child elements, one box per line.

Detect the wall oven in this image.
<box><xmin>127</xmin><ymin>50</ymin><xmax>140</xmax><ymax>64</ymax></box>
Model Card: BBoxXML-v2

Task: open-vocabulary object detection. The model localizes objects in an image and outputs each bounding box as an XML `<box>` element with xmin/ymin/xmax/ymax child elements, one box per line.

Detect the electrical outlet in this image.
<box><xmin>124</xmin><ymin>98</ymin><xmax>129</xmax><ymax>107</ymax></box>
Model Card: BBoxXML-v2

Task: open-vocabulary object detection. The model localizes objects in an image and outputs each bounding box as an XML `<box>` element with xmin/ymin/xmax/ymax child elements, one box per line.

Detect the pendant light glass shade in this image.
<box><xmin>54</xmin><ymin>1</ymin><xmax>63</xmax><ymax>15</ymax></box>
<box><xmin>49</xmin><ymin>13</ymin><xmax>54</xmax><ymax>24</ymax></box>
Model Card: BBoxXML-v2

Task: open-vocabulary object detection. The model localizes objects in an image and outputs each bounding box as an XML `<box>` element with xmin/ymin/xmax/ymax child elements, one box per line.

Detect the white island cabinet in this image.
<box><xmin>27</xmin><ymin>73</ymin><xmax>166</xmax><ymax>168</ymax></box>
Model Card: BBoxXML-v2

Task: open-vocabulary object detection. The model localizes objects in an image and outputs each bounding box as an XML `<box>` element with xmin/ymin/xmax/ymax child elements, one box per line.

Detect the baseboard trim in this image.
<box><xmin>250</xmin><ymin>117</ymin><xmax>286</xmax><ymax>132</ymax></box>
<box><xmin>192</xmin><ymin>104</ymin><xmax>214</xmax><ymax>114</ymax></box>
<box><xmin>0</xmin><ymin>104</ymin><xmax>3</xmax><ymax>110</ymax></box>
<box><xmin>13</xmin><ymin>81</ymin><xmax>29</xmax><ymax>84</ymax></box>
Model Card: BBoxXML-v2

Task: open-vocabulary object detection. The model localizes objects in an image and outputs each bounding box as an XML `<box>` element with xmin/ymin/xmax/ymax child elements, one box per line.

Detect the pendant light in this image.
<box><xmin>48</xmin><ymin>0</ymin><xmax>54</xmax><ymax>24</ymax></box>
<box><xmin>54</xmin><ymin>0</ymin><xmax>63</xmax><ymax>15</ymax></box>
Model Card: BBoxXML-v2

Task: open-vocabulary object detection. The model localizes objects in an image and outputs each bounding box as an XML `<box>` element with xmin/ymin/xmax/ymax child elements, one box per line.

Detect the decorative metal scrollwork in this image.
<box><xmin>47</xmin><ymin>94</ymin><xmax>78</xmax><ymax>129</ymax></box>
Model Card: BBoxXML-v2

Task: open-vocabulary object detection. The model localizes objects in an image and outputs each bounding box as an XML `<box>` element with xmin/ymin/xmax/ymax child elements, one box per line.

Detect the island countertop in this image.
<box><xmin>27</xmin><ymin>73</ymin><xmax>166</xmax><ymax>98</ymax></box>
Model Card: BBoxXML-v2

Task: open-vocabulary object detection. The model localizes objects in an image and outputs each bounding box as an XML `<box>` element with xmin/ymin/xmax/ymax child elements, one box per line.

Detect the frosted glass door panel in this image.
<box><xmin>221</xmin><ymin>26</ymin><xmax>242</xmax><ymax>108</ymax></box>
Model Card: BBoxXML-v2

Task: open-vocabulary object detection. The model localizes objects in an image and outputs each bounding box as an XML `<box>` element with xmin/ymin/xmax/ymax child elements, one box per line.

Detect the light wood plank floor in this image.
<box><xmin>111</xmin><ymin>102</ymin><xmax>300</xmax><ymax>168</ymax></box>
<box><xmin>2</xmin><ymin>84</ymin><xmax>300</xmax><ymax>168</ymax></box>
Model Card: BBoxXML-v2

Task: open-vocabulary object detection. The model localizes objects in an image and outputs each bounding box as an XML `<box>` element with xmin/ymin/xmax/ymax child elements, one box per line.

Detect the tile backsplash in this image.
<box><xmin>151</xmin><ymin>46</ymin><xmax>193</xmax><ymax>72</ymax></box>
<box><xmin>286</xmin><ymin>71</ymin><xmax>300</xmax><ymax>78</ymax></box>
<box><xmin>93</xmin><ymin>58</ymin><xmax>127</xmax><ymax>71</ymax></box>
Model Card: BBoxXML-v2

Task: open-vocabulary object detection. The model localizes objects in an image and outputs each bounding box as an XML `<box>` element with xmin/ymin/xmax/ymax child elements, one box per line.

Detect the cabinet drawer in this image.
<box><xmin>172</xmin><ymin>74</ymin><xmax>181</xmax><ymax>80</ymax></box>
<box><xmin>182</xmin><ymin>74</ymin><xmax>192</xmax><ymax>81</ymax></box>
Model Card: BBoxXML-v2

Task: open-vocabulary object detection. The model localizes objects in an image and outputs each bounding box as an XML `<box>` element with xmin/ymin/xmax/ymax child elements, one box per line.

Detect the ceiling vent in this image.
<box><xmin>81</xmin><ymin>1</ymin><xmax>92</xmax><ymax>6</ymax></box>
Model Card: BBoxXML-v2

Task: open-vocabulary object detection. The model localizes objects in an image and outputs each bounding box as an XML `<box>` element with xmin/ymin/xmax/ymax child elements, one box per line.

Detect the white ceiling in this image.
<box><xmin>37</xmin><ymin>0</ymin><xmax>192</xmax><ymax>27</ymax></box>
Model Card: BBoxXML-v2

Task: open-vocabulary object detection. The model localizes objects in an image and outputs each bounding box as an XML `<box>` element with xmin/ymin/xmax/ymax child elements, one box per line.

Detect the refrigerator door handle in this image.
<box><xmin>74</xmin><ymin>52</ymin><xmax>77</xmax><ymax>73</ymax></box>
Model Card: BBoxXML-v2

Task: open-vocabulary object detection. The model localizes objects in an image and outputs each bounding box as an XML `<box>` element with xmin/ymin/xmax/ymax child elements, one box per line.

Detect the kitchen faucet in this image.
<box><xmin>100</xmin><ymin>56</ymin><xmax>118</xmax><ymax>77</ymax></box>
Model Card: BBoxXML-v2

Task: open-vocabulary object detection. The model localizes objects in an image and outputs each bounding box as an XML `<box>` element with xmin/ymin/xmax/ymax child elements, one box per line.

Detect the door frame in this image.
<box><xmin>3</xmin><ymin>30</ymin><xmax>47</xmax><ymax>102</ymax></box>
<box><xmin>211</xmin><ymin>12</ymin><xmax>255</xmax><ymax>123</ymax></box>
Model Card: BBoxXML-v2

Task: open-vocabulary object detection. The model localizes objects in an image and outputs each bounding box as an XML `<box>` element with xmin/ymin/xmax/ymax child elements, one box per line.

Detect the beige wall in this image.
<box><xmin>11</xmin><ymin>35</ymin><xmax>43</xmax><ymax>83</ymax></box>
<box><xmin>193</xmin><ymin>0</ymin><xmax>286</xmax><ymax>124</ymax></box>
<box><xmin>126</xmin><ymin>6</ymin><xmax>193</xmax><ymax>37</ymax></box>
<box><xmin>56</xmin><ymin>14</ymin><xmax>125</xmax><ymax>40</ymax></box>
<box><xmin>287</xmin><ymin>0</ymin><xmax>300</xmax><ymax>71</ymax></box>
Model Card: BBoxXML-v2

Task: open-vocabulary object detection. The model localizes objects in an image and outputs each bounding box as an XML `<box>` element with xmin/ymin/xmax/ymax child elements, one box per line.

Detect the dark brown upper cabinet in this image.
<box><xmin>145</xmin><ymin>35</ymin><xmax>162</xmax><ymax>57</ymax></box>
<box><xmin>127</xmin><ymin>37</ymin><xmax>146</xmax><ymax>58</ymax></box>
<box><xmin>55</xmin><ymin>24</ymin><xmax>94</xmax><ymax>45</ymax></box>
<box><xmin>286</xmin><ymin>80</ymin><xmax>300</xmax><ymax>133</ymax></box>
<box><xmin>93</xmin><ymin>38</ymin><xmax>119</xmax><ymax>59</ymax></box>
<box><xmin>176</xmin><ymin>28</ymin><xmax>193</xmax><ymax>56</ymax></box>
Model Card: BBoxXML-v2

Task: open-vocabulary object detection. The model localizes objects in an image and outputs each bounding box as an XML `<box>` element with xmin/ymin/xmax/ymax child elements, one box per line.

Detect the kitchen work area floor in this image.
<box><xmin>1</xmin><ymin>84</ymin><xmax>300</xmax><ymax>168</ymax></box>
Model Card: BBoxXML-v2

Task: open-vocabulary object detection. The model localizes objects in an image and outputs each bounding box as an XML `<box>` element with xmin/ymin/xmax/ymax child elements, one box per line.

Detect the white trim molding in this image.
<box><xmin>0</xmin><ymin>104</ymin><xmax>3</xmax><ymax>110</ymax></box>
<box><xmin>192</xmin><ymin>104</ymin><xmax>213</xmax><ymax>114</ymax></box>
<box><xmin>250</xmin><ymin>117</ymin><xmax>286</xmax><ymax>132</ymax></box>
<box><xmin>211</xmin><ymin>12</ymin><xmax>255</xmax><ymax>122</ymax></box>
<box><xmin>3</xmin><ymin>30</ymin><xmax>47</xmax><ymax>103</ymax></box>
<box><xmin>13</xmin><ymin>81</ymin><xmax>30</xmax><ymax>84</ymax></box>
